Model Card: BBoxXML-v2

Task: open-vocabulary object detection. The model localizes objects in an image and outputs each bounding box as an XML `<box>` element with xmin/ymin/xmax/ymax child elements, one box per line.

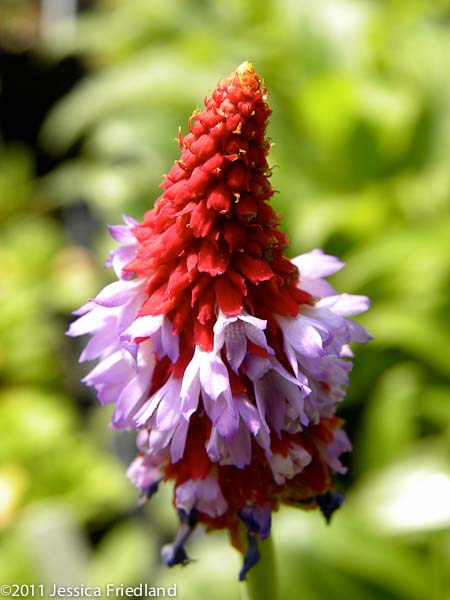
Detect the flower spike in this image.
<box><xmin>68</xmin><ymin>61</ymin><xmax>371</xmax><ymax>578</ymax></box>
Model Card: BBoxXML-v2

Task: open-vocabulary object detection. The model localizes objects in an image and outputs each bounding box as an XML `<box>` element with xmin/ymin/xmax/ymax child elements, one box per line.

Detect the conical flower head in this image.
<box><xmin>68</xmin><ymin>62</ymin><xmax>371</xmax><ymax>579</ymax></box>
<box><xmin>124</xmin><ymin>61</ymin><xmax>306</xmax><ymax>355</ymax></box>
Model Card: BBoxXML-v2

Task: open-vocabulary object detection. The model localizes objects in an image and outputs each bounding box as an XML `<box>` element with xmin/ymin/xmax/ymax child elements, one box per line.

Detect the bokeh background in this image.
<box><xmin>1</xmin><ymin>1</ymin><xmax>450</xmax><ymax>598</ymax></box>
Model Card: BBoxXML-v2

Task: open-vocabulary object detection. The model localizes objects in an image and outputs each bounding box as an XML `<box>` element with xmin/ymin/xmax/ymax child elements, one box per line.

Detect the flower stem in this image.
<box><xmin>241</xmin><ymin>536</ymin><xmax>278</xmax><ymax>600</ymax></box>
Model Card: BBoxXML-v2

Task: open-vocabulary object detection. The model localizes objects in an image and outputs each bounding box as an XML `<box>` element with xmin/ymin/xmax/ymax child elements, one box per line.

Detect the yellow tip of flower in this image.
<box><xmin>236</xmin><ymin>60</ymin><xmax>254</xmax><ymax>75</ymax></box>
<box><xmin>233</xmin><ymin>61</ymin><xmax>260</xmax><ymax>89</ymax></box>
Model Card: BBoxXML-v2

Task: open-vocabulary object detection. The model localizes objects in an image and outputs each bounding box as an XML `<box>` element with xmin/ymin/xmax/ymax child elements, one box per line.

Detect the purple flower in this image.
<box><xmin>68</xmin><ymin>62</ymin><xmax>371</xmax><ymax>578</ymax></box>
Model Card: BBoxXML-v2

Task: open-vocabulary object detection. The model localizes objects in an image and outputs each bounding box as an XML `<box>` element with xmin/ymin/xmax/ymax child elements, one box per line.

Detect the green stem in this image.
<box><xmin>241</xmin><ymin>536</ymin><xmax>278</xmax><ymax>600</ymax></box>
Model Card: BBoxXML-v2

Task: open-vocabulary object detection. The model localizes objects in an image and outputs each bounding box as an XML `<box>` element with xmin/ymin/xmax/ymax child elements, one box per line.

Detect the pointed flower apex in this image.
<box><xmin>237</xmin><ymin>60</ymin><xmax>254</xmax><ymax>74</ymax></box>
<box><xmin>68</xmin><ymin>62</ymin><xmax>371</xmax><ymax>579</ymax></box>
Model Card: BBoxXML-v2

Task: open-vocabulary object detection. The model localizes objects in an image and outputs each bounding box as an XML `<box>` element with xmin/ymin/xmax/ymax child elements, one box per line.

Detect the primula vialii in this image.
<box><xmin>68</xmin><ymin>62</ymin><xmax>371</xmax><ymax>579</ymax></box>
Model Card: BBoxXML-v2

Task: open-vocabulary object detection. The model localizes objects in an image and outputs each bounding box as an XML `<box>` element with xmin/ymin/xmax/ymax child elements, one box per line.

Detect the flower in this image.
<box><xmin>67</xmin><ymin>61</ymin><xmax>371</xmax><ymax>579</ymax></box>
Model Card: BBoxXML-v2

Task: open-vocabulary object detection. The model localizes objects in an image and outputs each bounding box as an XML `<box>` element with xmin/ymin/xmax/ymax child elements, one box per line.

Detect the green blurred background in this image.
<box><xmin>1</xmin><ymin>1</ymin><xmax>449</xmax><ymax>598</ymax></box>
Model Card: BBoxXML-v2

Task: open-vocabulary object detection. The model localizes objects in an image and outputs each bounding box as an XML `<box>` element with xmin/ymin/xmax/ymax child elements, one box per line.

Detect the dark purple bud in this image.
<box><xmin>161</xmin><ymin>508</ymin><xmax>197</xmax><ymax>567</ymax></box>
<box><xmin>239</xmin><ymin>534</ymin><xmax>260</xmax><ymax>581</ymax></box>
<box><xmin>316</xmin><ymin>491</ymin><xmax>345</xmax><ymax>524</ymax></box>
<box><xmin>161</xmin><ymin>542</ymin><xmax>191</xmax><ymax>567</ymax></box>
<box><xmin>238</xmin><ymin>503</ymin><xmax>272</xmax><ymax>539</ymax></box>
